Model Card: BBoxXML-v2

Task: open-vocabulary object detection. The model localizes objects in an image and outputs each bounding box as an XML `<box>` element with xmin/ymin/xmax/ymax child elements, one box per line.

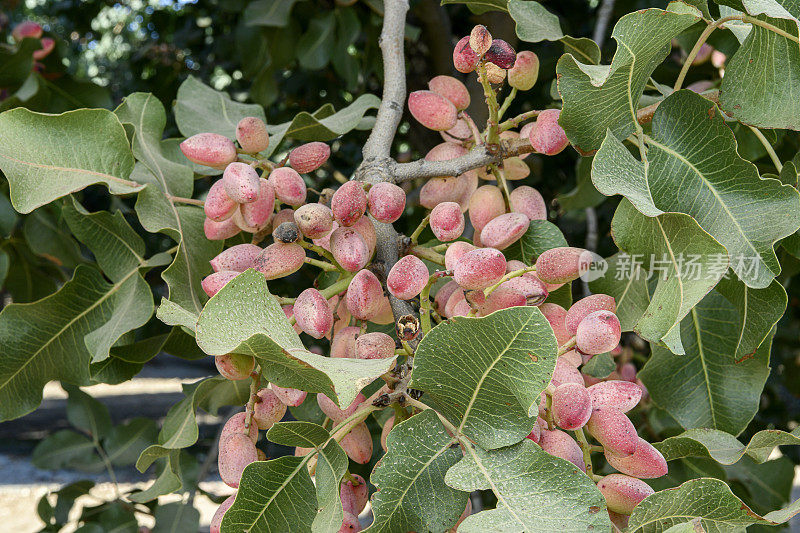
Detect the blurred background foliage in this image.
<box><xmin>1</xmin><ymin>0</ymin><xmax>799</xmax><ymax>526</ymax></box>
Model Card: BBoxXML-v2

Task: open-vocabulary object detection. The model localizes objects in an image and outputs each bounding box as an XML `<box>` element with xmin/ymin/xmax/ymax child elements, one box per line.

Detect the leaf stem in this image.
<box><xmin>573</xmin><ymin>427</ymin><xmax>595</xmax><ymax>478</ymax></box>
<box><xmin>408</xmin><ymin>244</ymin><xmax>446</xmax><ymax>266</ymax></box>
<box><xmin>557</xmin><ymin>337</ymin><xmax>577</xmax><ymax>356</ymax></box>
<box><xmin>298</xmin><ymin>239</ymin><xmax>342</xmax><ymax>271</ymax></box>
<box><xmin>419</xmin><ymin>270</ymin><xmax>453</xmax><ymax>333</ymax></box>
<box><xmin>483</xmin><ymin>266</ymin><xmax>536</xmax><ymax>297</ymax></box>
<box><xmin>409</xmin><ymin>214</ymin><xmax>430</xmax><ymax>244</ymax></box>
<box><xmin>166</xmin><ymin>195</ymin><xmax>204</xmax><ymax>206</ymax></box>
<box><xmin>320</xmin><ymin>275</ymin><xmax>355</xmax><ymax>299</ymax></box>
<box><xmin>497</xmin><ymin>87</ymin><xmax>517</xmax><ymax>121</ymax></box>
<box><xmin>747</xmin><ymin>125</ymin><xmax>783</xmax><ymax>173</ymax></box>
<box><xmin>405</xmin><ymin>396</ymin><xmax>459</xmax><ymax>437</ymax></box>
<box><xmin>476</xmin><ymin>61</ymin><xmax>501</xmax><ymax>144</ymax></box>
<box><xmin>304</xmin><ymin>256</ymin><xmax>339</xmax><ymax>271</ymax></box>
<box><xmin>244</xmin><ymin>368</ymin><xmax>262</xmax><ymax>432</ymax></box>
<box><xmin>499</xmin><ymin>109</ymin><xmax>541</xmax><ymax>132</ymax></box>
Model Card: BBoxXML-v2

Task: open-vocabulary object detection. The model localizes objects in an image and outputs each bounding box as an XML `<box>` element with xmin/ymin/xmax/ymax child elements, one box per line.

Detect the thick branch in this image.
<box><xmin>393</xmin><ymin>138</ymin><xmax>535</xmax><ymax>182</ymax></box>
<box><xmin>362</xmin><ymin>0</ymin><xmax>410</xmax><ymax>160</ymax></box>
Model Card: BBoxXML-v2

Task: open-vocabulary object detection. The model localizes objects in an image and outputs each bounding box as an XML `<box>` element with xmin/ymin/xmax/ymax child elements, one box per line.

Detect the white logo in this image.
<box><xmin>579</xmin><ymin>251</ymin><xmax>608</xmax><ymax>282</ymax></box>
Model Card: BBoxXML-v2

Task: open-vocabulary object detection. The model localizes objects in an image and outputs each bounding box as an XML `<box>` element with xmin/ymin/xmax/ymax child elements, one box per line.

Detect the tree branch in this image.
<box><xmin>362</xmin><ymin>0</ymin><xmax>410</xmax><ymax>161</ymax></box>
<box><xmin>392</xmin><ymin>138</ymin><xmax>535</xmax><ymax>182</ymax></box>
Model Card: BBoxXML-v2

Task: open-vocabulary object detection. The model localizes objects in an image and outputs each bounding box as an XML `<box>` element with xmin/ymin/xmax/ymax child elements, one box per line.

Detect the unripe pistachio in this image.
<box><xmin>605</xmin><ymin>437</ymin><xmax>667</xmax><ymax>479</ymax></box>
<box><xmin>469</xmin><ymin>25</ymin><xmax>492</xmax><ymax>55</ymax></box>
<box><xmin>331</xmin><ymin>181</ymin><xmax>368</xmax><ymax>227</ymax></box>
<box><xmin>218</xmin><ymin>433</ymin><xmax>258</xmax><ymax>488</ymax></box>
<box><xmin>294</xmin><ymin>203</ymin><xmax>334</xmax><ymax>239</ymax></box>
<box><xmin>272</xmin><ymin>221</ymin><xmax>300</xmax><ymax>243</ymax></box>
<box><xmin>367</xmin><ymin>182</ymin><xmax>406</xmax><ymax>223</ymax></box>
<box><xmin>387</xmin><ymin>254</ymin><xmax>429</xmax><ymax>300</ymax></box>
<box><xmin>239</xmin><ymin>178</ymin><xmax>275</xmax><ymax>229</ymax></box>
<box><xmin>443</xmin><ymin>288</ymin><xmax>467</xmax><ymax>318</ymax></box>
<box><xmin>508</xmin><ymin>50</ymin><xmax>539</xmax><ymax>90</ymax></box>
<box><xmin>236</xmin><ymin>117</ymin><xmax>269</xmax><ymax>153</ymax></box>
<box><xmin>434</xmin><ymin>280</ymin><xmax>460</xmax><ymax>312</ymax></box>
<box><xmin>252</xmin><ymin>388</ymin><xmax>287</xmax><ymax>430</ymax></box>
<box><xmin>271</xmin><ymin>385</ymin><xmax>307</xmax><ymax>407</ymax></box>
<box><xmin>428</xmin><ymin>75</ymin><xmax>470</xmax><ymax>111</ymax></box>
<box><xmin>253</xmin><ymin>243</ymin><xmax>305</xmax><ymax>279</ymax></box>
<box><xmin>346</xmin><ymin>269</ymin><xmax>384</xmax><ymax>321</ymax></box>
<box><xmin>485</xmin><ymin>39</ymin><xmax>516</xmax><ymax>69</ymax></box>
<box><xmin>317</xmin><ymin>392</ymin><xmax>366</xmax><ymax>423</ymax></box>
<box><xmin>355</xmin><ymin>332</ymin><xmax>396</xmax><ymax>360</ymax></box>
<box><xmin>529</xmin><ymin>109</ymin><xmax>569</xmax><ymax>155</ymax></box>
<box><xmin>469</xmin><ymin>185</ymin><xmax>506</xmax><ymax>233</ymax></box>
<box><xmin>33</xmin><ymin>37</ymin><xmax>55</xmax><ymax>60</ymax></box>
<box><xmin>526</xmin><ymin>421</ymin><xmax>541</xmax><ymax>443</ymax></box>
<box><xmin>444</xmin><ymin>241</ymin><xmax>476</xmax><ymax>271</ymax></box>
<box><xmin>222</xmin><ymin>162</ymin><xmax>260</xmax><ymax>203</ymax></box>
<box><xmin>484</xmin><ymin>62</ymin><xmax>507</xmax><ymax>84</ymax></box>
<box><xmin>551</xmin><ymin>356</ymin><xmax>584</xmax><ymax>387</ymax></box>
<box><xmin>586</xmin><ymin>407</ymin><xmax>638</xmax><ymax>457</ymax></box>
<box><xmin>340</xmin><ymin>422</ymin><xmax>373</xmax><ymax>464</ymax></box>
<box><xmin>478</xmin><ymin>287</ymin><xmax>527</xmax><ymax>316</ymax></box>
<box><xmin>205</xmin><ymin>180</ymin><xmax>238</xmax><ymax>222</ymax></box>
<box><xmin>499</xmin><ymin>275</ymin><xmax>548</xmax><ymax>305</ymax></box>
<box><xmin>330</xmin><ymin>228</ymin><xmax>369</xmax><ymax>272</ymax></box>
<box><xmin>268</xmin><ymin>167</ymin><xmax>307</xmax><ymax>206</ymax></box>
<box><xmin>221</xmin><ymin>412</ymin><xmax>258</xmax><ymax>444</ymax></box>
<box><xmin>202</xmin><ymin>271</ymin><xmax>239</xmax><ymax>297</ymax></box>
<box><xmin>331</xmin><ymin>326</ymin><xmax>360</xmax><ymax>359</ymax></box>
<box><xmin>215</xmin><ymin>353</ymin><xmax>255</xmax><ymax>380</ymax></box>
<box><xmin>204</xmin><ymin>214</ymin><xmax>241</xmax><ymax>241</ymax></box>
<box><xmin>289</xmin><ymin>141</ymin><xmax>331</xmax><ymax>173</ymax></box>
<box><xmin>180</xmin><ymin>133</ymin><xmax>237</xmax><ymax>169</ymax></box>
<box><xmin>539</xmin><ymin>303</ymin><xmax>572</xmax><ymax>345</ymax></box>
<box><xmin>551</xmin><ymin>382</ymin><xmax>593</xmax><ymax>430</ymax></box>
<box><xmin>576</xmin><ymin>310</ymin><xmax>621</xmax><ymax>355</ymax></box>
<box><xmin>210</xmin><ymin>243</ymin><xmax>262</xmax><ymax>272</ymax></box>
<box><xmin>539</xmin><ymin>428</ymin><xmax>585</xmax><ymax>471</ymax></box>
<box><xmin>560</xmin><ymin>349</ymin><xmax>582</xmax><ymax>368</ymax></box>
<box><xmin>294</xmin><ymin>288</ymin><xmax>334</xmax><ymax>339</ymax></box>
<box><xmin>535</xmin><ymin>246</ymin><xmax>592</xmax><ymax>284</ymax></box>
<box><xmin>453</xmin><ymin>35</ymin><xmax>480</xmax><ymax>73</ymax></box>
<box><xmin>408</xmin><ymin>90</ymin><xmax>458</xmax><ymax>131</ymax></box>
<box><xmin>692</xmin><ymin>43</ymin><xmax>713</xmax><ymax>65</ymax></box>
<box><xmin>341</xmin><ymin>473</ymin><xmax>369</xmax><ymax>515</ymax></box>
<box><xmin>479</xmin><ymin>212</ymin><xmax>530</xmax><ymax>250</ymax></box>
<box><xmin>502</xmin><ymin>157</ymin><xmax>530</xmax><ymax>180</ymax></box>
<box><xmin>565</xmin><ymin>294</ymin><xmax>617</xmax><ymax>335</ymax></box>
<box><xmin>380</xmin><ymin>416</ymin><xmax>395</xmax><ymax>452</ymax></box>
<box><xmin>509</xmin><ymin>186</ymin><xmax>546</xmax><ymax>221</ymax></box>
<box><xmin>273</xmin><ymin>208</ymin><xmax>296</xmax><ymax>228</ymax></box>
<box><xmin>13</xmin><ymin>21</ymin><xmax>43</xmax><ymax>41</ymax></box>
<box><xmin>352</xmin><ymin>216</ymin><xmax>377</xmax><ymax>259</ymax></box>
<box><xmin>340</xmin><ymin>511</ymin><xmax>362</xmax><ymax>532</ymax></box>
<box><xmin>429</xmin><ymin>201</ymin><xmax>465</xmax><ymax>242</ymax></box>
<box><xmin>453</xmin><ymin>248</ymin><xmax>506</xmax><ymax>290</ymax></box>
<box><xmin>210</xmin><ymin>494</ymin><xmax>236</xmax><ymax>533</ymax></box>
<box><xmin>597</xmin><ymin>474</ymin><xmax>654</xmax><ymax>514</ymax></box>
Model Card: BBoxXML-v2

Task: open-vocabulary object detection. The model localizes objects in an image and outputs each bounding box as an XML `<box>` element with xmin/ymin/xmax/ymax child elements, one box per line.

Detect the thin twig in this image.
<box><xmin>747</xmin><ymin>125</ymin><xmax>783</xmax><ymax>173</ymax></box>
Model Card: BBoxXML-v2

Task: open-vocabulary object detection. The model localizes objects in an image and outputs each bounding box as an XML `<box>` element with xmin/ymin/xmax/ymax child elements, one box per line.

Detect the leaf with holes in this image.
<box><xmin>410</xmin><ymin>306</ymin><xmax>557</xmax><ymax>450</ymax></box>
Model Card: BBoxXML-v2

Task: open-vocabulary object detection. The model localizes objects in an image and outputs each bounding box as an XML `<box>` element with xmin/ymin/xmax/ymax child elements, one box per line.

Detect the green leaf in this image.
<box><xmin>556</xmin><ymin>5</ymin><xmax>701</xmax><ymax>153</ymax></box>
<box><xmin>727</xmin><ymin>456</ymin><xmax>794</xmax><ymax>515</ymax></box>
<box><xmin>639</xmin><ymin>292</ymin><xmax>772</xmax><ymax>435</ymax></box>
<box><xmin>0</xmin><ymin>264</ymin><xmax>154</xmax><ymax>421</ymax></box>
<box><xmin>366</xmin><ymin>410</ymin><xmax>467</xmax><ymax>533</ymax></box>
<box><xmin>0</xmin><ymin>249</ymin><xmax>9</xmax><ymax>289</ymax></box>
<box><xmin>0</xmin><ymin>108</ymin><xmax>140</xmax><ymax>213</ymax></box>
<box><xmin>654</xmin><ymin>427</ymin><xmax>800</xmax><ymax>465</ymax></box>
<box><xmin>64</xmin><ymin>385</ymin><xmax>112</xmax><ymax>440</ymax></box>
<box><xmin>605</xmin><ymin>199</ymin><xmax>728</xmax><ymax>353</ymax></box>
<box><xmin>130</xmin><ymin>449</ymin><xmax>183</xmax><ymax>503</ymax></box>
<box><xmin>90</xmin><ymin>334</ymin><xmax>169</xmax><ymax>384</ymax></box>
<box><xmin>558</xmin><ymin>156</ymin><xmax>606</xmax><ymax>210</ymax></box>
<box><xmin>445</xmin><ymin>439</ymin><xmax>612</xmax><ymax>532</ymax></box>
<box><xmin>104</xmin><ymin>417</ymin><xmax>159</xmax><ymax>466</ymax></box>
<box><xmin>588</xmin><ymin>253</ymin><xmax>651</xmax><ymax>332</ymax></box>
<box><xmin>268</xmin><ymin>421</ymin><xmax>348</xmax><ymax>533</ymax></box>
<box><xmin>410</xmin><ymin>307</ymin><xmax>557</xmax><ymax>450</ymax></box>
<box><xmin>440</xmin><ymin>0</ymin><xmax>508</xmax><ymax>14</ymax></box>
<box><xmin>504</xmin><ymin>220</ymin><xmax>568</xmax><ymax>264</ymax></box>
<box><xmin>264</xmin><ymin>94</ymin><xmax>380</xmax><ymax>155</ymax></box>
<box><xmin>137</xmin><ymin>377</ymin><xmax>250</xmax><ymax>467</ymax></box>
<box><xmin>152</xmin><ymin>501</ymin><xmax>200</xmax><ymax>533</ymax></box>
<box><xmin>719</xmin><ymin>7</ymin><xmax>800</xmax><ymax>130</ymax></box>
<box><xmin>244</xmin><ymin>0</ymin><xmax>300</xmax><ymax>27</ymax></box>
<box><xmin>297</xmin><ymin>13</ymin><xmax>336</xmax><ymax>70</ymax></box>
<box><xmin>22</xmin><ymin>206</ymin><xmax>83</xmax><ymax>268</ymax></box>
<box><xmin>560</xmin><ymin>37</ymin><xmax>601</xmax><ymax>65</ymax></box>
<box><xmin>32</xmin><ymin>429</ymin><xmax>97</xmax><ymax>469</ymax></box>
<box><xmin>221</xmin><ymin>456</ymin><xmax>318</xmax><ymax>532</ymax></box>
<box><xmin>174</xmin><ymin>76</ymin><xmax>266</xmax><ymax>139</ymax></box>
<box><xmin>195</xmin><ymin>269</ymin><xmax>396</xmax><ymax>409</ymax></box>
<box><xmin>581</xmin><ymin>352</ymin><xmax>615</xmax><ymax>378</ymax></box>
<box><xmin>592</xmin><ymin>90</ymin><xmax>800</xmax><ymax>288</ymax></box>
<box><xmin>508</xmin><ymin>0</ymin><xmax>564</xmax><ymax>42</ymax></box>
<box><xmin>2</xmin><ymin>241</ymin><xmax>59</xmax><ymax>302</ymax></box>
<box><xmin>0</xmin><ymin>190</ymin><xmax>18</xmax><ymax>237</ymax></box>
<box><xmin>0</xmin><ymin>39</ymin><xmax>41</xmax><ymax>87</ymax></box>
<box><xmin>627</xmin><ymin>477</ymin><xmax>800</xmax><ymax>531</ymax></box>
